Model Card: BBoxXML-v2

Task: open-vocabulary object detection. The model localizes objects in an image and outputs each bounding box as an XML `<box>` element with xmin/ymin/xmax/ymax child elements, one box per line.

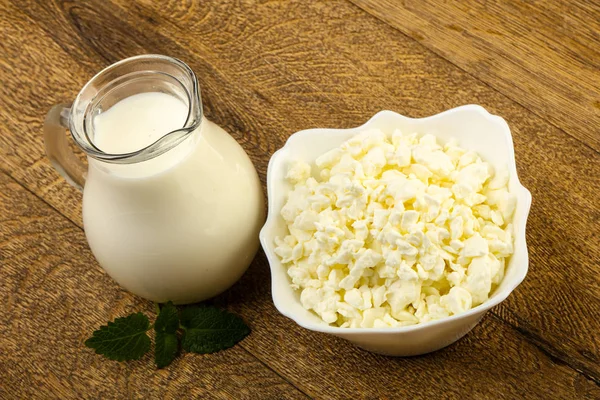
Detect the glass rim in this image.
<box><xmin>69</xmin><ymin>54</ymin><xmax>202</xmax><ymax>164</ymax></box>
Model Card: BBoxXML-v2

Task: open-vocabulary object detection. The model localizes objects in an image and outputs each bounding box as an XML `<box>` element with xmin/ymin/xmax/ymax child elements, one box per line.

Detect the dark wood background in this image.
<box><xmin>1</xmin><ymin>0</ymin><xmax>598</xmax><ymax>398</ymax></box>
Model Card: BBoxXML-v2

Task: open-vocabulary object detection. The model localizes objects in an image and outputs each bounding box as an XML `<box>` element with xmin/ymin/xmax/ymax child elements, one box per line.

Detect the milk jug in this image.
<box><xmin>44</xmin><ymin>55</ymin><xmax>265</xmax><ymax>304</ymax></box>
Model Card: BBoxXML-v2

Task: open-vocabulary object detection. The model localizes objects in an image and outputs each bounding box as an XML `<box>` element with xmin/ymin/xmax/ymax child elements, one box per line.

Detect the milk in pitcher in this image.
<box><xmin>81</xmin><ymin>92</ymin><xmax>264</xmax><ymax>303</ymax></box>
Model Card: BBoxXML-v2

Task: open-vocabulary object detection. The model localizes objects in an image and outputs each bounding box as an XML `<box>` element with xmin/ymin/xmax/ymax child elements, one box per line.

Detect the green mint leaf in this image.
<box><xmin>85</xmin><ymin>312</ymin><xmax>151</xmax><ymax>361</ymax></box>
<box><xmin>180</xmin><ymin>306</ymin><xmax>250</xmax><ymax>354</ymax></box>
<box><xmin>155</xmin><ymin>301</ymin><xmax>179</xmax><ymax>334</ymax></box>
<box><xmin>154</xmin><ymin>301</ymin><xmax>180</xmax><ymax>368</ymax></box>
<box><xmin>155</xmin><ymin>331</ymin><xmax>179</xmax><ymax>368</ymax></box>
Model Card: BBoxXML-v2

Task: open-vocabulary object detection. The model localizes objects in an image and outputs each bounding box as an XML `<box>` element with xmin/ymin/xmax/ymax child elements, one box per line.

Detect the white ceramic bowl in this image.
<box><xmin>260</xmin><ymin>105</ymin><xmax>532</xmax><ymax>356</ymax></box>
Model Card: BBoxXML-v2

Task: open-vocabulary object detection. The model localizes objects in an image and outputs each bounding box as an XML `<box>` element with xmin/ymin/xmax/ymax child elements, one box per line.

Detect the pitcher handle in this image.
<box><xmin>43</xmin><ymin>104</ymin><xmax>86</xmax><ymax>191</ymax></box>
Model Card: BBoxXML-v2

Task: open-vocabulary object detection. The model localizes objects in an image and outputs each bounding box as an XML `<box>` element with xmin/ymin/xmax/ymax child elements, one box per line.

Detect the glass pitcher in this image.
<box><xmin>44</xmin><ymin>55</ymin><xmax>265</xmax><ymax>304</ymax></box>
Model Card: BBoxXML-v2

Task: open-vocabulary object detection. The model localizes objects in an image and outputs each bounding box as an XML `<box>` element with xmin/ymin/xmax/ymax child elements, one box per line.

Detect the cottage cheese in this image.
<box><xmin>275</xmin><ymin>129</ymin><xmax>515</xmax><ymax>328</ymax></box>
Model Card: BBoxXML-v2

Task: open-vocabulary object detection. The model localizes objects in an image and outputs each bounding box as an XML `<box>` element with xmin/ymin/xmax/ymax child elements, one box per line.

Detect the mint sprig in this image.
<box><xmin>155</xmin><ymin>331</ymin><xmax>179</xmax><ymax>368</ymax></box>
<box><xmin>154</xmin><ymin>302</ymin><xmax>180</xmax><ymax>368</ymax></box>
<box><xmin>85</xmin><ymin>303</ymin><xmax>250</xmax><ymax>369</ymax></box>
<box><xmin>181</xmin><ymin>306</ymin><xmax>250</xmax><ymax>354</ymax></box>
<box><xmin>84</xmin><ymin>312</ymin><xmax>151</xmax><ymax>361</ymax></box>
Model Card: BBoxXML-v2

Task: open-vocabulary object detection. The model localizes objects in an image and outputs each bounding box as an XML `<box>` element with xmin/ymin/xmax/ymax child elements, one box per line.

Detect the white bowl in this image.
<box><xmin>260</xmin><ymin>106</ymin><xmax>532</xmax><ymax>356</ymax></box>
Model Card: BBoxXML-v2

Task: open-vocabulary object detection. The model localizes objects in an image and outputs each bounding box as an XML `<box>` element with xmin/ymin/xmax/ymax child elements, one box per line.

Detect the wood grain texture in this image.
<box><xmin>1</xmin><ymin>0</ymin><xmax>599</xmax><ymax>398</ymax></box>
<box><xmin>349</xmin><ymin>0</ymin><xmax>600</xmax><ymax>152</ymax></box>
<box><xmin>0</xmin><ymin>172</ymin><xmax>308</xmax><ymax>399</ymax></box>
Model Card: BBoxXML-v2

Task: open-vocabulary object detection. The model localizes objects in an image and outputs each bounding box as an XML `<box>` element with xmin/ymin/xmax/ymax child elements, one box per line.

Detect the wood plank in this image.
<box><xmin>1</xmin><ymin>0</ymin><xmax>599</xmax><ymax>398</ymax></box>
<box><xmin>349</xmin><ymin>0</ymin><xmax>600</xmax><ymax>152</ymax></box>
<box><xmin>0</xmin><ymin>172</ymin><xmax>308</xmax><ymax>399</ymax></box>
<box><xmin>0</xmin><ymin>0</ymin><xmax>87</xmax><ymax>227</ymax></box>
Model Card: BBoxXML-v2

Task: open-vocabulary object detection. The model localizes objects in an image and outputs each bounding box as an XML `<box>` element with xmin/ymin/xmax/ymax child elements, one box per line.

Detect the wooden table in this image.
<box><xmin>1</xmin><ymin>1</ymin><xmax>599</xmax><ymax>398</ymax></box>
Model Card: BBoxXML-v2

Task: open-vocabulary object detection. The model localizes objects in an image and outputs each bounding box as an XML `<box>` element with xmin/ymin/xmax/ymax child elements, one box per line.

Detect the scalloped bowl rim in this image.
<box><xmin>260</xmin><ymin>105</ymin><xmax>532</xmax><ymax>335</ymax></box>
